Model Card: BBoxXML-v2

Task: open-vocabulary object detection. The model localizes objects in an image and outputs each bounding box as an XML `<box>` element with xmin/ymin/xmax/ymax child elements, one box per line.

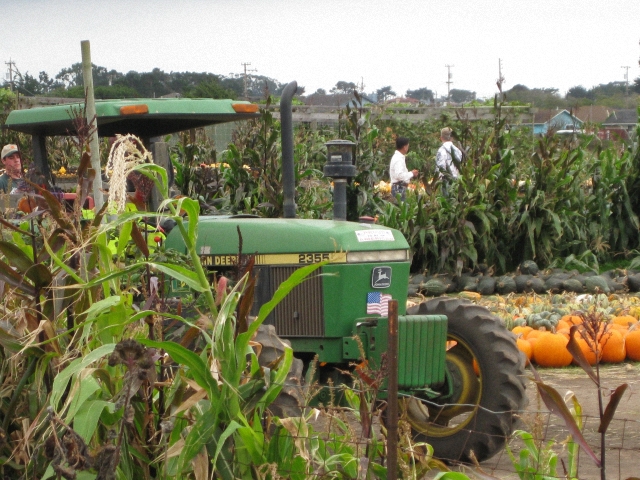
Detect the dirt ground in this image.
<box><xmin>450</xmin><ymin>363</ymin><xmax>640</xmax><ymax>480</ymax></box>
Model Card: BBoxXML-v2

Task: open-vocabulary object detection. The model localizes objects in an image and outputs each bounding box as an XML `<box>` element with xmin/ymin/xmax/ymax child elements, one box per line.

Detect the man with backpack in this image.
<box><xmin>435</xmin><ymin>127</ymin><xmax>462</xmax><ymax>195</ymax></box>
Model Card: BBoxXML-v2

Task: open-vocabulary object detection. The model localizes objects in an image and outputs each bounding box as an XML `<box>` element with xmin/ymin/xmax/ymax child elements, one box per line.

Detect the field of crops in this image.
<box><xmin>0</xmin><ymin>93</ymin><xmax>638</xmax><ymax>479</ymax></box>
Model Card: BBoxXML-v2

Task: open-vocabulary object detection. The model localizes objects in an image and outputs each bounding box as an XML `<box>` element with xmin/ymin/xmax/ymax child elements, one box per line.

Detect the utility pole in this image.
<box><xmin>359</xmin><ymin>77</ymin><xmax>365</xmax><ymax>93</ymax></box>
<box><xmin>5</xmin><ymin>59</ymin><xmax>16</xmax><ymax>91</ymax></box>
<box><xmin>241</xmin><ymin>62</ymin><xmax>257</xmax><ymax>99</ymax></box>
<box><xmin>445</xmin><ymin>64</ymin><xmax>454</xmax><ymax>103</ymax></box>
<box><xmin>621</xmin><ymin>65</ymin><xmax>630</xmax><ymax>96</ymax></box>
<box><xmin>81</xmin><ymin>41</ymin><xmax>104</xmax><ymax>212</ymax></box>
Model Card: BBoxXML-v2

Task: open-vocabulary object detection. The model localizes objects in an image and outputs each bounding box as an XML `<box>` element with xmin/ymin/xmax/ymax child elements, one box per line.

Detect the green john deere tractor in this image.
<box><xmin>5</xmin><ymin>83</ymin><xmax>526</xmax><ymax>463</ymax></box>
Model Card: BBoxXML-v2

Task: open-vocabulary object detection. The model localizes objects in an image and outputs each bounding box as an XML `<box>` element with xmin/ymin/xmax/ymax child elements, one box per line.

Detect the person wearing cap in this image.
<box><xmin>389</xmin><ymin>136</ymin><xmax>418</xmax><ymax>202</ymax></box>
<box><xmin>0</xmin><ymin>144</ymin><xmax>23</xmax><ymax>193</ymax></box>
<box><xmin>435</xmin><ymin>127</ymin><xmax>462</xmax><ymax>194</ymax></box>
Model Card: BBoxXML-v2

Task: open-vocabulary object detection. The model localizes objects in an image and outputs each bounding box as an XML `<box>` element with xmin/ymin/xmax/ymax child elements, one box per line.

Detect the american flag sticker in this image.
<box><xmin>366</xmin><ymin>292</ymin><xmax>392</xmax><ymax>317</ymax></box>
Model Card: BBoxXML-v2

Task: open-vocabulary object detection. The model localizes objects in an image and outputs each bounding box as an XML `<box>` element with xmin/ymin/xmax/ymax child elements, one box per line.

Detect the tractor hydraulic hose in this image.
<box><xmin>280</xmin><ymin>81</ymin><xmax>298</xmax><ymax>218</ymax></box>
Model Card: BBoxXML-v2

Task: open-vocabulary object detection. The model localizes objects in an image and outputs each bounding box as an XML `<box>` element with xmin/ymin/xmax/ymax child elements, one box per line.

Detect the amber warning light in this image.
<box><xmin>232</xmin><ymin>103</ymin><xmax>259</xmax><ymax>113</ymax></box>
<box><xmin>120</xmin><ymin>104</ymin><xmax>149</xmax><ymax>115</ymax></box>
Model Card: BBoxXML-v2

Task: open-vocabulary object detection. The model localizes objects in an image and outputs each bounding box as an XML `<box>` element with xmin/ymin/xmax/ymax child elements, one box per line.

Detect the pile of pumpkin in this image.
<box><xmin>473</xmin><ymin>292</ymin><xmax>640</xmax><ymax>368</ymax></box>
<box><xmin>374</xmin><ymin>180</ymin><xmax>426</xmax><ymax>198</ymax></box>
<box><xmin>409</xmin><ymin>260</ymin><xmax>640</xmax><ymax>297</ymax></box>
<box><xmin>512</xmin><ymin>313</ymin><xmax>640</xmax><ymax>367</ymax></box>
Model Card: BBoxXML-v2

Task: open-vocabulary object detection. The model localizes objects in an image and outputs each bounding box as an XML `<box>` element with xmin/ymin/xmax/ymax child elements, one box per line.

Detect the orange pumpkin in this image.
<box><xmin>561</xmin><ymin>315</ymin><xmax>583</xmax><ymax>326</ymax></box>
<box><xmin>612</xmin><ymin>315</ymin><xmax>637</xmax><ymax>328</ymax></box>
<box><xmin>516</xmin><ymin>337</ymin><xmax>533</xmax><ymax>365</ymax></box>
<box><xmin>512</xmin><ymin>325</ymin><xmax>533</xmax><ymax>338</ymax></box>
<box><xmin>573</xmin><ymin>336</ymin><xmax>600</xmax><ymax>365</ymax></box>
<box><xmin>17</xmin><ymin>196</ymin><xmax>36</xmax><ymax>213</ymax></box>
<box><xmin>610</xmin><ymin>323</ymin><xmax>630</xmax><ymax>333</ymax></box>
<box><xmin>532</xmin><ymin>332</ymin><xmax>573</xmax><ymax>367</ymax></box>
<box><xmin>600</xmin><ymin>329</ymin><xmax>626</xmax><ymax>363</ymax></box>
<box><xmin>625</xmin><ymin>330</ymin><xmax>640</xmax><ymax>361</ymax></box>
<box><xmin>556</xmin><ymin>320</ymin><xmax>571</xmax><ymax>332</ymax></box>
<box><xmin>527</xmin><ymin>328</ymin><xmax>547</xmax><ymax>340</ymax></box>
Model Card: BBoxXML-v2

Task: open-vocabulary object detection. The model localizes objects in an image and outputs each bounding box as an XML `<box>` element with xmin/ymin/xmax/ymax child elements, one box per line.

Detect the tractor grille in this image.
<box><xmin>397</xmin><ymin>315</ymin><xmax>448</xmax><ymax>388</ymax></box>
<box><xmin>269</xmin><ymin>266</ymin><xmax>324</xmax><ymax>337</ymax></box>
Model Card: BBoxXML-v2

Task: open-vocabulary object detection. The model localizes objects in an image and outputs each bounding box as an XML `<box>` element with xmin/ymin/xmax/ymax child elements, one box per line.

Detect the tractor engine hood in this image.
<box><xmin>164</xmin><ymin>216</ymin><xmax>410</xmax><ymax>265</ymax></box>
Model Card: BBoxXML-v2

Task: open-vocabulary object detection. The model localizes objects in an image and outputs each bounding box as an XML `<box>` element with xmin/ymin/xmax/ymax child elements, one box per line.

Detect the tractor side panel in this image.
<box><xmin>358</xmin><ymin>314</ymin><xmax>448</xmax><ymax>390</ymax></box>
<box><xmin>322</xmin><ymin>262</ymin><xmax>410</xmax><ymax>338</ymax></box>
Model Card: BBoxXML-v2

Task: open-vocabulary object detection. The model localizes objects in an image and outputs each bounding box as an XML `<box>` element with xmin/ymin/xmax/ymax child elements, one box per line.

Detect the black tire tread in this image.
<box><xmin>406</xmin><ymin>297</ymin><xmax>527</xmax><ymax>462</ymax></box>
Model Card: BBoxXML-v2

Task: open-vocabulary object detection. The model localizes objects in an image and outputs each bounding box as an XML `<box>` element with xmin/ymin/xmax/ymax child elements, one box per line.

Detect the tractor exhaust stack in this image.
<box><xmin>280</xmin><ymin>81</ymin><xmax>298</xmax><ymax>218</ymax></box>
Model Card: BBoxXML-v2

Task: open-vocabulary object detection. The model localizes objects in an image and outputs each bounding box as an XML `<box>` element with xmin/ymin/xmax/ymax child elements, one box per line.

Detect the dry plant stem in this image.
<box><xmin>110</xmin><ymin>377</ymin><xmax>135</xmax><ymax>475</ymax></box>
<box><xmin>579</xmin><ymin>309</ymin><xmax>608</xmax><ymax>480</ymax></box>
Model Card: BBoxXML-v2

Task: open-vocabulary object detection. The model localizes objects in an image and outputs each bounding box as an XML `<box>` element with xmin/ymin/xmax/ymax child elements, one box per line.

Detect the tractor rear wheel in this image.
<box><xmin>404</xmin><ymin>297</ymin><xmax>526</xmax><ymax>463</ymax></box>
<box><xmin>254</xmin><ymin>324</ymin><xmax>304</xmax><ymax>418</ymax></box>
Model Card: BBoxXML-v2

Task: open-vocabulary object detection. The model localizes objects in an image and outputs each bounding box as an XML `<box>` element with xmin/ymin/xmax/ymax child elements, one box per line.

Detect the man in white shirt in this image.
<box><xmin>436</xmin><ymin>127</ymin><xmax>462</xmax><ymax>184</ymax></box>
<box><xmin>389</xmin><ymin>137</ymin><xmax>418</xmax><ymax>201</ymax></box>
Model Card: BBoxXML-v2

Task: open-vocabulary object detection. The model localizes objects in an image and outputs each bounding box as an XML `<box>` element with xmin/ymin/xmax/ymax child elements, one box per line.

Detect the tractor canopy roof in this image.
<box><xmin>5</xmin><ymin>98</ymin><xmax>260</xmax><ymax>138</ymax></box>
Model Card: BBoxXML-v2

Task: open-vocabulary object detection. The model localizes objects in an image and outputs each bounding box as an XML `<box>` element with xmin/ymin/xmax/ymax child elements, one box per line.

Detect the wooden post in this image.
<box><xmin>81</xmin><ymin>40</ymin><xmax>104</xmax><ymax>212</ymax></box>
<box><xmin>386</xmin><ymin>299</ymin><xmax>399</xmax><ymax>479</ymax></box>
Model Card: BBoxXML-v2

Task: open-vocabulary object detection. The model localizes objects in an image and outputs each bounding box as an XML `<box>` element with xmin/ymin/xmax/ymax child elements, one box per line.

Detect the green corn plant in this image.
<box><xmin>37</xmin><ymin>140</ymin><xmax>330</xmax><ymax>479</ymax></box>
<box><xmin>339</xmin><ymin>91</ymin><xmax>388</xmax><ymax>220</ymax></box>
<box><xmin>506</xmin><ymin>429</ymin><xmax>559</xmax><ymax>480</ymax></box>
<box><xmin>586</xmin><ymin>145</ymin><xmax>640</xmax><ymax>260</ymax></box>
<box><xmin>0</xmin><ymin>160</ymin><xmax>158</xmax><ymax>476</ymax></box>
<box><xmin>509</xmin><ymin>135</ymin><xmax>588</xmax><ymax>267</ymax></box>
<box><xmin>564</xmin><ymin>391</ymin><xmax>583</xmax><ymax>480</ymax></box>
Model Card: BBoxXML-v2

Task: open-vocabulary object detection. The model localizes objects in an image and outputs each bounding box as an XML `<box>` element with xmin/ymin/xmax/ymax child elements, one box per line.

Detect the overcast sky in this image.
<box><xmin>3</xmin><ymin>0</ymin><xmax>639</xmax><ymax>99</ymax></box>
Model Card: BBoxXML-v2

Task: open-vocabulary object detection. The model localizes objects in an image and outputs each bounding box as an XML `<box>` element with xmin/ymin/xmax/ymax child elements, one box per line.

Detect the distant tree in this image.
<box><xmin>376</xmin><ymin>86</ymin><xmax>396</xmax><ymax>102</ymax></box>
<box><xmin>38</xmin><ymin>71</ymin><xmax>58</xmax><ymax>93</ymax></box>
<box><xmin>449</xmin><ymin>89</ymin><xmax>476</xmax><ymax>103</ymax></box>
<box><xmin>54</xmin><ymin>63</ymin><xmax>113</xmax><ymax>88</ymax></box>
<box><xmin>14</xmin><ymin>73</ymin><xmax>43</xmax><ymax>96</ymax></box>
<box><xmin>566</xmin><ymin>85</ymin><xmax>591</xmax><ymax>99</ymax></box>
<box><xmin>185</xmin><ymin>80</ymin><xmax>236</xmax><ymax>99</ymax></box>
<box><xmin>55</xmin><ymin>63</ymin><xmax>84</xmax><ymax>88</ymax></box>
<box><xmin>510</xmin><ymin>84</ymin><xmax>530</xmax><ymax>92</ymax></box>
<box><xmin>94</xmin><ymin>85</ymin><xmax>139</xmax><ymax>99</ymax></box>
<box><xmin>590</xmin><ymin>81</ymin><xmax>626</xmax><ymax>97</ymax></box>
<box><xmin>220</xmin><ymin>74</ymin><xmax>284</xmax><ymax>98</ymax></box>
<box><xmin>114</xmin><ymin>68</ymin><xmax>172</xmax><ymax>97</ymax></box>
<box><xmin>219</xmin><ymin>76</ymin><xmax>245</xmax><ymax>97</ymax></box>
<box><xmin>406</xmin><ymin>87</ymin><xmax>434</xmax><ymax>103</ymax></box>
<box><xmin>633</xmin><ymin>77</ymin><xmax>640</xmax><ymax>94</ymax></box>
<box><xmin>315</xmin><ymin>88</ymin><xmax>326</xmax><ymax>95</ymax></box>
<box><xmin>331</xmin><ymin>81</ymin><xmax>357</xmax><ymax>94</ymax></box>
<box><xmin>503</xmin><ymin>84</ymin><xmax>565</xmax><ymax>109</ymax></box>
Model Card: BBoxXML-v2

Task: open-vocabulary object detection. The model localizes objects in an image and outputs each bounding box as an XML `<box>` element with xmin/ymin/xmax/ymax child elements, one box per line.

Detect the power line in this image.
<box><xmin>241</xmin><ymin>62</ymin><xmax>257</xmax><ymax>99</ymax></box>
<box><xmin>5</xmin><ymin>59</ymin><xmax>16</xmax><ymax>91</ymax></box>
<box><xmin>445</xmin><ymin>64</ymin><xmax>454</xmax><ymax>103</ymax></box>
<box><xmin>621</xmin><ymin>65</ymin><xmax>630</xmax><ymax>96</ymax></box>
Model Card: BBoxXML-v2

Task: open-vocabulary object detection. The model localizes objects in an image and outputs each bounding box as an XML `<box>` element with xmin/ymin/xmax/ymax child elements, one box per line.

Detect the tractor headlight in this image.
<box><xmin>346</xmin><ymin>250</ymin><xmax>409</xmax><ymax>263</ymax></box>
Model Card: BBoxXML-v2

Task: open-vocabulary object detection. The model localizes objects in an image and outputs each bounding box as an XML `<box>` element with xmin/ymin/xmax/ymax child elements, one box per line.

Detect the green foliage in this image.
<box><xmin>158</xmin><ymin>92</ymin><xmax>640</xmax><ymax>276</ymax></box>
<box><xmin>184</xmin><ymin>79</ymin><xmax>237</xmax><ymax>99</ymax></box>
<box><xmin>507</xmin><ymin>430</ymin><xmax>559</xmax><ymax>480</ymax></box>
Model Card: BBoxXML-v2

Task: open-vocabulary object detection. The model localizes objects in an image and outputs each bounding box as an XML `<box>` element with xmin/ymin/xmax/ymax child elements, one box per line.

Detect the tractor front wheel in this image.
<box><xmin>404</xmin><ymin>297</ymin><xmax>526</xmax><ymax>463</ymax></box>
